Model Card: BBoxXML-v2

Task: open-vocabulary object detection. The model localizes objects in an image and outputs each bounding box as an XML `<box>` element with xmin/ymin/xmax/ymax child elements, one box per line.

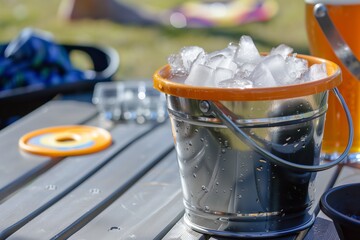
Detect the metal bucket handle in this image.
<box><xmin>203</xmin><ymin>88</ymin><xmax>353</xmax><ymax>172</ymax></box>
<box><xmin>314</xmin><ymin>3</ymin><xmax>360</xmax><ymax>81</ymax></box>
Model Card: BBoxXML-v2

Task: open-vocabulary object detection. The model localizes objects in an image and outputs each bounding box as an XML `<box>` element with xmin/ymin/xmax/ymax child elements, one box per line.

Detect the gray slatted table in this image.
<box><xmin>0</xmin><ymin>100</ymin><xmax>358</xmax><ymax>240</ymax></box>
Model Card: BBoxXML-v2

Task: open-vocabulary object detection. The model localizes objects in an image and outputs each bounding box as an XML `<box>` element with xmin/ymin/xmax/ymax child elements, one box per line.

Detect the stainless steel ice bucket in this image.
<box><xmin>153</xmin><ymin>54</ymin><xmax>353</xmax><ymax>238</ymax></box>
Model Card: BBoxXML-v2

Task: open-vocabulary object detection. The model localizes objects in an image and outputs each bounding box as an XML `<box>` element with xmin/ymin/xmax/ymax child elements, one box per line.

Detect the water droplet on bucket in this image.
<box><xmin>259</xmin><ymin>159</ymin><xmax>267</xmax><ymax>163</ymax></box>
<box><xmin>256</xmin><ymin>166</ymin><xmax>263</xmax><ymax>171</ymax></box>
<box><xmin>193</xmin><ymin>173</ymin><xmax>197</xmax><ymax>178</ymax></box>
<box><xmin>204</xmin><ymin>206</ymin><xmax>210</xmax><ymax>212</ymax></box>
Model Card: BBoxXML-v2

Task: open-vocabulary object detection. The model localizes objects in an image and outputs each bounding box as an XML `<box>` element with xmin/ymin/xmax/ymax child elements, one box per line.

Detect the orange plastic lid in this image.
<box><xmin>153</xmin><ymin>54</ymin><xmax>341</xmax><ymax>101</ymax></box>
<box><xmin>19</xmin><ymin>125</ymin><xmax>112</xmax><ymax>157</ymax></box>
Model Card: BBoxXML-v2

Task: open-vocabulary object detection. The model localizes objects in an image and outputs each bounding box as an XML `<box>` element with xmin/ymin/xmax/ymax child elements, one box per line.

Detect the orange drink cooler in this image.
<box><xmin>305</xmin><ymin>0</ymin><xmax>360</xmax><ymax>155</ymax></box>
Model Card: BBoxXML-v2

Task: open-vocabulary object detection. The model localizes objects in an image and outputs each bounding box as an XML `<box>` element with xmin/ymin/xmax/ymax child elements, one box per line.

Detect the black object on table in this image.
<box><xmin>0</xmin><ymin>43</ymin><xmax>119</xmax><ymax>128</ymax></box>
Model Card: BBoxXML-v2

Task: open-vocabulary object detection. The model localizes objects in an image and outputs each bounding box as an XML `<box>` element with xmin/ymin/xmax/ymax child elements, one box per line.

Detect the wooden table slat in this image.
<box><xmin>0</xmin><ymin>100</ymin><xmax>98</xmax><ymax>200</ymax></box>
<box><xmin>72</xmin><ymin>151</ymin><xmax>184</xmax><ymax>240</ymax></box>
<box><xmin>163</xmin><ymin>218</ymin><xmax>206</xmax><ymax>240</ymax></box>
<box><xmin>0</xmin><ymin>121</ymin><xmax>158</xmax><ymax>239</ymax></box>
<box><xmin>304</xmin><ymin>217</ymin><xmax>339</xmax><ymax>240</ymax></box>
<box><xmin>7</xmin><ymin>123</ymin><xmax>174</xmax><ymax>239</ymax></box>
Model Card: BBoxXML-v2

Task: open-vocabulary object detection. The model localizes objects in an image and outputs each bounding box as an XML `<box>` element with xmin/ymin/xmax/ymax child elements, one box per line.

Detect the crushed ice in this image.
<box><xmin>168</xmin><ymin>35</ymin><xmax>327</xmax><ymax>88</ymax></box>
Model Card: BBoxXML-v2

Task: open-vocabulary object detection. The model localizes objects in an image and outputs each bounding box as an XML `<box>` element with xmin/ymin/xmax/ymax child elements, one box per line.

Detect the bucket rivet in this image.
<box><xmin>199</xmin><ymin>101</ymin><xmax>210</xmax><ymax>113</ymax></box>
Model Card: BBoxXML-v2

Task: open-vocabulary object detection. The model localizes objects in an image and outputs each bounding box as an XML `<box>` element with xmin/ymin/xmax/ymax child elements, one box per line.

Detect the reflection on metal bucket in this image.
<box><xmin>168</xmin><ymin>93</ymin><xmax>326</xmax><ymax>238</ymax></box>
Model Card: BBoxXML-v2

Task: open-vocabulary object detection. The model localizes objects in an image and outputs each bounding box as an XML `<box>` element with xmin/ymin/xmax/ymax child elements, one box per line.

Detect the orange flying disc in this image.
<box><xmin>19</xmin><ymin>125</ymin><xmax>112</xmax><ymax>157</ymax></box>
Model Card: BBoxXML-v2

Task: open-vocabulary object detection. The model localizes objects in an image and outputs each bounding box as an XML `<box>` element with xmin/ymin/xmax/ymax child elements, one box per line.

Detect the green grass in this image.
<box><xmin>0</xmin><ymin>0</ymin><xmax>309</xmax><ymax>80</ymax></box>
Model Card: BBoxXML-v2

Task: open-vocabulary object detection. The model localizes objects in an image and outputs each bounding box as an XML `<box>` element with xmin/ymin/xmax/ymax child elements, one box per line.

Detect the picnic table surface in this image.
<box><xmin>0</xmin><ymin>99</ymin><xmax>359</xmax><ymax>240</ymax></box>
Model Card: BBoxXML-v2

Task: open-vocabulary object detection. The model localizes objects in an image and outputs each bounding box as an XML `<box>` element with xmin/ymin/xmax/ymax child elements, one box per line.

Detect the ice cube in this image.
<box><xmin>212</xmin><ymin>67</ymin><xmax>234</xmax><ymax>86</ymax></box>
<box><xmin>286</xmin><ymin>55</ymin><xmax>308</xmax><ymax>80</ymax></box>
<box><xmin>206</xmin><ymin>44</ymin><xmax>237</xmax><ymax>69</ymax></box>
<box><xmin>180</xmin><ymin>46</ymin><xmax>206</xmax><ymax>72</ymax></box>
<box><xmin>307</xmin><ymin>63</ymin><xmax>327</xmax><ymax>81</ymax></box>
<box><xmin>234</xmin><ymin>35</ymin><xmax>261</xmax><ymax>64</ymax></box>
<box><xmin>236</xmin><ymin>63</ymin><xmax>257</xmax><ymax>79</ymax></box>
<box><xmin>251</xmin><ymin>63</ymin><xmax>277</xmax><ymax>87</ymax></box>
<box><xmin>270</xmin><ymin>44</ymin><xmax>293</xmax><ymax>59</ymax></box>
<box><xmin>262</xmin><ymin>55</ymin><xmax>293</xmax><ymax>85</ymax></box>
<box><xmin>218</xmin><ymin>78</ymin><xmax>253</xmax><ymax>89</ymax></box>
<box><xmin>217</xmin><ymin>57</ymin><xmax>238</xmax><ymax>72</ymax></box>
<box><xmin>227</xmin><ymin>42</ymin><xmax>238</xmax><ymax>53</ymax></box>
<box><xmin>185</xmin><ymin>64</ymin><xmax>214</xmax><ymax>86</ymax></box>
<box><xmin>206</xmin><ymin>54</ymin><xmax>226</xmax><ymax>69</ymax></box>
<box><xmin>208</xmin><ymin>46</ymin><xmax>236</xmax><ymax>60</ymax></box>
<box><xmin>168</xmin><ymin>54</ymin><xmax>186</xmax><ymax>76</ymax></box>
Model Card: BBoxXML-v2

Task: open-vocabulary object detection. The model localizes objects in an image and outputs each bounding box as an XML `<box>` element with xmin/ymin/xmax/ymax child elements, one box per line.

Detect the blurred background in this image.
<box><xmin>0</xmin><ymin>0</ymin><xmax>309</xmax><ymax>81</ymax></box>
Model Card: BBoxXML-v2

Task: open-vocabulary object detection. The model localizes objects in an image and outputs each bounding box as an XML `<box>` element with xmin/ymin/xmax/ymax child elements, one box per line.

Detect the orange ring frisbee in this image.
<box><xmin>19</xmin><ymin>125</ymin><xmax>112</xmax><ymax>157</ymax></box>
<box><xmin>153</xmin><ymin>54</ymin><xmax>342</xmax><ymax>101</ymax></box>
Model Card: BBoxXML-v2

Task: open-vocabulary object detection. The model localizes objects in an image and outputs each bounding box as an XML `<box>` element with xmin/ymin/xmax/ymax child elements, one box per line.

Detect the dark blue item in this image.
<box><xmin>0</xmin><ymin>28</ymin><xmax>85</xmax><ymax>91</ymax></box>
<box><xmin>320</xmin><ymin>183</ymin><xmax>360</xmax><ymax>240</ymax></box>
<box><xmin>0</xmin><ymin>28</ymin><xmax>120</xmax><ymax>128</ymax></box>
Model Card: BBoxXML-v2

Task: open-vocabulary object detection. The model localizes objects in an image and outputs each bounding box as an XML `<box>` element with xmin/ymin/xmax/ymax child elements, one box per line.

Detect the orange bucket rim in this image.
<box><xmin>153</xmin><ymin>54</ymin><xmax>342</xmax><ymax>101</ymax></box>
